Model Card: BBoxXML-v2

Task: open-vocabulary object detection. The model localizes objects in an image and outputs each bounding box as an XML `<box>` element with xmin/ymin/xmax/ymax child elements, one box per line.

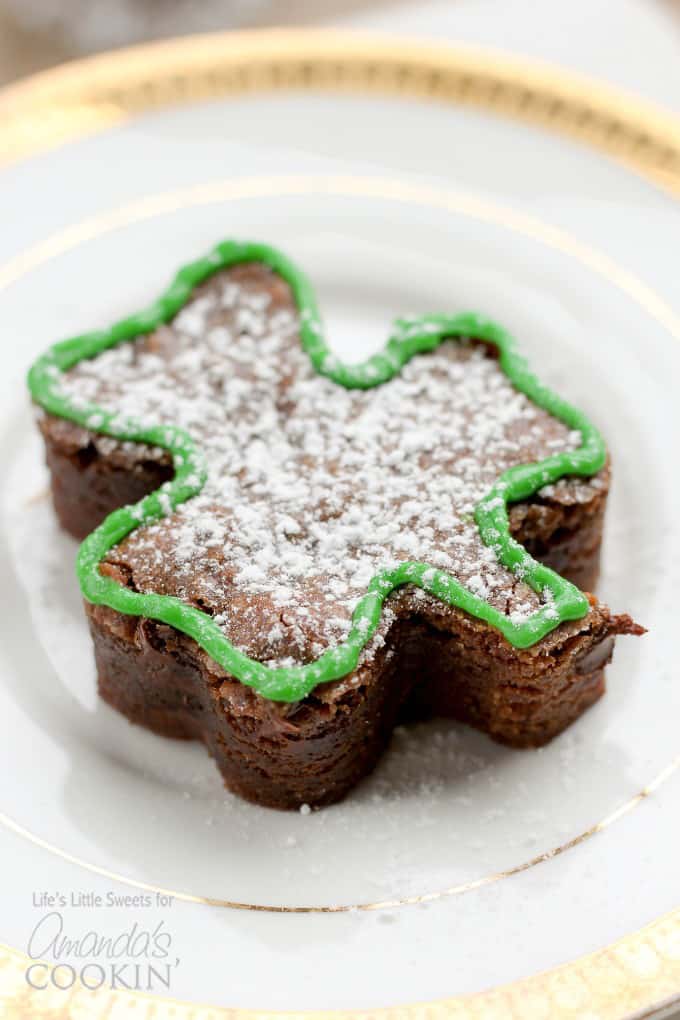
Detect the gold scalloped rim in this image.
<box><xmin>1</xmin><ymin>908</ymin><xmax>679</xmax><ymax>1020</ymax></box>
<box><xmin>0</xmin><ymin>28</ymin><xmax>679</xmax><ymax>1020</ymax></box>
<box><xmin>0</xmin><ymin>29</ymin><xmax>679</xmax><ymax>196</ymax></box>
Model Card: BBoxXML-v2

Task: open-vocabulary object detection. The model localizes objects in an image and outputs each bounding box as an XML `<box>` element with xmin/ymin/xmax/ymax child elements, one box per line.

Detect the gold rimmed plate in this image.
<box><xmin>0</xmin><ymin>30</ymin><xmax>679</xmax><ymax>1020</ymax></box>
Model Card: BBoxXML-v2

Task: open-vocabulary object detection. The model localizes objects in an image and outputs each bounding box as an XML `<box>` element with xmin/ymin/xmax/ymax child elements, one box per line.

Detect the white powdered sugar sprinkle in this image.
<box><xmin>56</xmin><ymin>266</ymin><xmax>585</xmax><ymax>667</ymax></box>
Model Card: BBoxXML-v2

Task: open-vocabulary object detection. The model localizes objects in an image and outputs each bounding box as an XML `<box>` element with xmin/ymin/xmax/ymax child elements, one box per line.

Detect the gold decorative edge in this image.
<box><xmin>1</xmin><ymin>907</ymin><xmax>680</xmax><ymax>1020</ymax></box>
<box><xmin>0</xmin><ymin>28</ymin><xmax>679</xmax><ymax>1020</ymax></box>
<box><xmin>0</xmin><ymin>30</ymin><xmax>679</xmax><ymax>197</ymax></box>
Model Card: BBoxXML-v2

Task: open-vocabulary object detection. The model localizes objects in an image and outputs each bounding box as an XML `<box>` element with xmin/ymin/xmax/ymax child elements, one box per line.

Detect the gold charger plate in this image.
<box><xmin>0</xmin><ymin>28</ymin><xmax>679</xmax><ymax>1020</ymax></box>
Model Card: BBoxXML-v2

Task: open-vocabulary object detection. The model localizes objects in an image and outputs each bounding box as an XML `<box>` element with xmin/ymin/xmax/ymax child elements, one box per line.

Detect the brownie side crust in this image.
<box><xmin>86</xmin><ymin>592</ymin><xmax>640</xmax><ymax>809</ymax></box>
<box><xmin>38</xmin><ymin>416</ymin><xmax>173</xmax><ymax>541</ymax></box>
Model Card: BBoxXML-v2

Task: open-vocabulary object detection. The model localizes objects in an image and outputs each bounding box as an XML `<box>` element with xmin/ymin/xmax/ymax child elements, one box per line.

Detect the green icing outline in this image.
<box><xmin>27</xmin><ymin>240</ymin><xmax>606</xmax><ymax>702</ymax></box>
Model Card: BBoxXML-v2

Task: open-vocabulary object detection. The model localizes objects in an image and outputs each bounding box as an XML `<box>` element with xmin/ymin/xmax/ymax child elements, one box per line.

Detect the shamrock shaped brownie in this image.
<box><xmin>30</xmin><ymin>242</ymin><xmax>642</xmax><ymax>808</ymax></box>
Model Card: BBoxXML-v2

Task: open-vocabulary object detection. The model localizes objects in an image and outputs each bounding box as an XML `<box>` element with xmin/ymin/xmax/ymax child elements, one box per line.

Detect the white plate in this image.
<box><xmin>0</xmin><ymin>32</ymin><xmax>679</xmax><ymax>1019</ymax></box>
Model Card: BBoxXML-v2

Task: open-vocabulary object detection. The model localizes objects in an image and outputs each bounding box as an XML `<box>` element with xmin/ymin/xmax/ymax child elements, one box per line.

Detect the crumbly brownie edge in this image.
<box><xmin>38</xmin><ymin>414</ymin><xmax>173</xmax><ymax>541</ymax></box>
<box><xmin>87</xmin><ymin>596</ymin><xmax>641</xmax><ymax>809</ymax></box>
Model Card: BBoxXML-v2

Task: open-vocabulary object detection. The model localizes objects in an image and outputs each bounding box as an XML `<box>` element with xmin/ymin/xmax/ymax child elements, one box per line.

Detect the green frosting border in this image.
<box><xmin>27</xmin><ymin>240</ymin><xmax>606</xmax><ymax>702</ymax></box>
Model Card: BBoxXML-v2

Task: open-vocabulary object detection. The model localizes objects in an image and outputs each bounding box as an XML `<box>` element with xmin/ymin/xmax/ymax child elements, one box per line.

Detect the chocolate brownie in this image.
<box><xmin>30</xmin><ymin>246</ymin><xmax>642</xmax><ymax>809</ymax></box>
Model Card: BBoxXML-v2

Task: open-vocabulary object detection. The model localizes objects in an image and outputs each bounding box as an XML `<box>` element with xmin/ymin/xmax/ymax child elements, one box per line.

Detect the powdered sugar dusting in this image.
<box><xmin>56</xmin><ymin>265</ymin><xmax>583</xmax><ymax>667</ymax></box>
